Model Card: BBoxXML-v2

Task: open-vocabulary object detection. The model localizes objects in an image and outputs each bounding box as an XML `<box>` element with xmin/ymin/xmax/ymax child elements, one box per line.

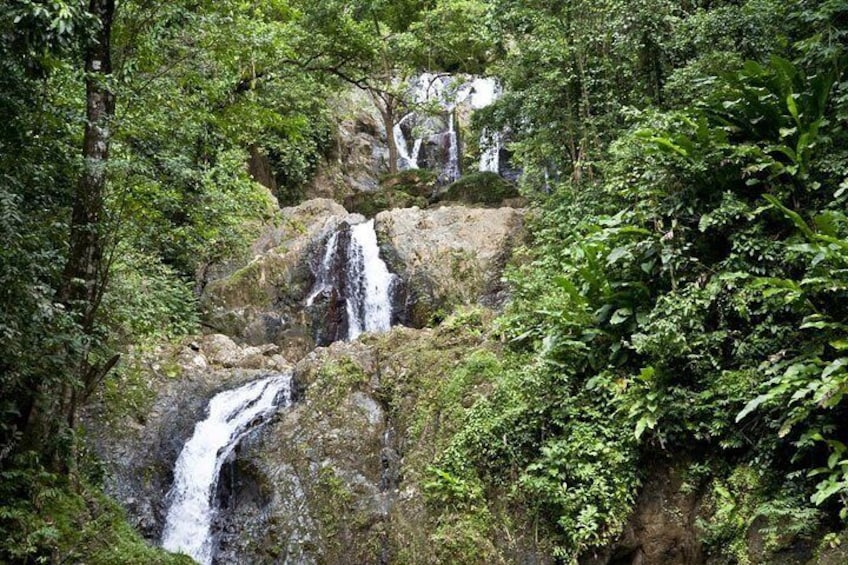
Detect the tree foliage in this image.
<box><xmin>437</xmin><ymin>1</ymin><xmax>848</xmax><ymax>559</ymax></box>
<box><xmin>2</xmin><ymin>0</ymin><xmax>848</xmax><ymax>562</ymax></box>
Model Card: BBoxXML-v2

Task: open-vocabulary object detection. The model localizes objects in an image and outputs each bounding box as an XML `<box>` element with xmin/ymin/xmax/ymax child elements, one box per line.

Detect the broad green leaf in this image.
<box><xmin>736</xmin><ymin>394</ymin><xmax>770</xmax><ymax>422</ymax></box>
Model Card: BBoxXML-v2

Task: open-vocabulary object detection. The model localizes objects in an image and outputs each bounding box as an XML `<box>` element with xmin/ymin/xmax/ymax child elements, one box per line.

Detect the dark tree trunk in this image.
<box><xmin>370</xmin><ymin>90</ymin><xmax>400</xmax><ymax>175</ymax></box>
<box><xmin>56</xmin><ymin>0</ymin><xmax>117</xmax><ymax>431</ymax></box>
<box><xmin>248</xmin><ymin>144</ymin><xmax>278</xmax><ymax>193</ymax></box>
<box><xmin>380</xmin><ymin>104</ymin><xmax>399</xmax><ymax>175</ymax></box>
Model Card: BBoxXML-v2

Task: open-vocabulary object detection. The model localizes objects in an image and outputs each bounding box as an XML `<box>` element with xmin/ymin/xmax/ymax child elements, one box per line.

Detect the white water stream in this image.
<box><xmin>345</xmin><ymin>219</ymin><xmax>396</xmax><ymax>340</ymax></box>
<box><xmin>161</xmin><ymin>373</ymin><xmax>293</xmax><ymax>564</ymax></box>
<box><xmin>392</xmin><ymin>74</ymin><xmax>503</xmax><ymax>176</ymax></box>
<box><xmin>307</xmin><ymin>219</ymin><xmax>398</xmax><ymax>341</ymax></box>
<box><xmin>394</xmin><ymin>114</ymin><xmax>422</xmax><ymax>170</ymax></box>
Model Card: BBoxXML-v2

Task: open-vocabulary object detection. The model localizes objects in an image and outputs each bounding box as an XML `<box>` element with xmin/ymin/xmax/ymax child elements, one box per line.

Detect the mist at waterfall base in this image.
<box><xmin>307</xmin><ymin>218</ymin><xmax>401</xmax><ymax>344</ymax></box>
<box><xmin>160</xmin><ymin>373</ymin><xmax>293</xmax><ymax>565</ymax></box>
<box><xmin>393</xmin><ymin>75</ymin><xmax>504</xmax><ymax>180</ymax></box>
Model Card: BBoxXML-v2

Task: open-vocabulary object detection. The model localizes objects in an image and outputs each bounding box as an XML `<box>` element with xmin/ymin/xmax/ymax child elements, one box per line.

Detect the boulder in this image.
<box><xmin>375</xmin><ymin>205</ymin><xmax>525</xmax><ymax>325</ymax></box>
<box><xmin>308</xmin><ymin>90</ymin><xmax>389</xmax><ymax>199</ymax></box>
<box><xmin>200</xmin><ymin>199</ymin><xmax>364</xmax><ymax>359</ymax></box>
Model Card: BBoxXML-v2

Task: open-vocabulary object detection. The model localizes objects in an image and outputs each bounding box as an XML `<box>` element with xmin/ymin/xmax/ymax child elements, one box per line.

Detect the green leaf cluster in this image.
<box><xmin>435</xmin><ymin>0</ymin><xmax>848</xmax><ymax>559</ymax></box>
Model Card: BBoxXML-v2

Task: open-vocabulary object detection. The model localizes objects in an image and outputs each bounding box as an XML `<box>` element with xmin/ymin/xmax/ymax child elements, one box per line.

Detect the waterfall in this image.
<box><xmin>470</xmin><ymin>78</ymin><xmax>502</xmax><ymax>174</ymax></box>
<box><xmin>306</xmin><ymin>230</ymin><xmax>339</xmax><ymax>308</ymax></box>
<box><xmin>396</xmin><ymin>74</ymin><xmax>503</xmax><ymax>178</ymax></box>
<box><xmin>346</xmin><ymin>220</ymin><xmax>396</xmax><ymax>340</ymax></box>
<box><xmin>443</xmin><ymin>111</ymin><xmax>460</xmax><ymax>183</ymax></box>
<box><xmin>479</xmin><ymin>129</ymin><xmax>501</xmax><ymax>173</ymax></box>
<box><xmin>411</xmin><ymin>138</ymin><xmax>423</xmax><ymax>165</ymax></box>
<box><xmin>161</xmin><ymin>373</ymin><xmax>293</xmax><ymax>565</ymax></box>
<box><xmin>393</xmin><ymin>114</ymin><xmax>422</xmax><ymax>171</ymax></box>
<box><xmin>307</xmin><ymin>219</ymin><xmax>399</xmax><ymax>343</ymax></box>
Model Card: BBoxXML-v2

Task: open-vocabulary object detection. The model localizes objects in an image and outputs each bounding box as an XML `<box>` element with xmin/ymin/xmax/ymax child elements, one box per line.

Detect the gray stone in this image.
<box><xmin>375</xmin><ymin>205</ymin><xmax>525</xmax><ymax>325</ymax></box>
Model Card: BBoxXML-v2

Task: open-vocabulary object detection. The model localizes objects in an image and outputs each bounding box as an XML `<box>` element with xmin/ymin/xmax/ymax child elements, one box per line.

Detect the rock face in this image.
<box><xmin>200</xmin><ymin>199</ymin><xmax>365</xmax><ymax>359</ymax></box>
<box><xmin>308</xmin><ymin>90</ymin><xmax>389</xmax><ymax>199</ymax></box>
<box><xmin>82</xmin><ymin>335</ymin><xmax>292</xmax><ymax>542</ymax></box>
<box><xmin>580</xmin><ymin>467</ymin><xmax>704</xmax><ymax>565</ymax></box>
<box><xmin>207</xmin><ymin>320</ymin><xmax>551</xmax><ymax>565</ymax></box>
<box><xmin>87</xmin><ymin>317</ymin><xmax>552</xmax><ymax>564</ymax></box>
<box><xmin>202</xmin><ymin>198</ymin><xmax>525</xmax><ymax>354</ymax></box>
<box><xmin>375</xmin><ymin>205</ymin><xmax>525</xmax><ymax>325</ymax></box>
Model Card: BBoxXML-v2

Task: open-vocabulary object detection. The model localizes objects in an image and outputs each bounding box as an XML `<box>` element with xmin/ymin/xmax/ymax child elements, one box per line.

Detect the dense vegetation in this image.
<box><xmin>428</xmin><ymin>0</ymin><xmax>848</xmax><ymax>560</ymax></box>
<box><xmin>1</xmin><ymin>0</ymin><xmax>846</xmax><ymax>562</ymax></box>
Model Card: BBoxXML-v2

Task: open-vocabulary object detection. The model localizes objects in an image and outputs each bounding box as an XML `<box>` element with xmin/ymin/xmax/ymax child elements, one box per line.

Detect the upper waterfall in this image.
<box><xmin>392</xmin><ymin>74</ymin><xmax>503</xmax><ymax>177</ymax></box>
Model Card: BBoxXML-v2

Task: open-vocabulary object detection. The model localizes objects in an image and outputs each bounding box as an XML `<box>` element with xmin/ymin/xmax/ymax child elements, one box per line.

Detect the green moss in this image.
<box><xmin>344</xmin><ymin>189</ymin><xmax>426</xmax><ymax>218</ymax></box>
<box><xmin>206</xmin><ymin>261</ymin><xmax>271</xmax><ymax>308</ymax></box>
<box><xmin>344</xmin><ymin>170</ymin><xmax>437</xmax><ymax>217</ymax></box>
<box><xmin>379</xmin><ymin>169</ymin><xmax>438</xmax><ymax>198</ymax></box>
<box><xmin>0</xmin><ymin>469</ymin><xmax>190</xmax><ymax>565</ymax></box>
<box><xmin>309</xmin><ymin>465</ymin><xmax>385</xmax><ymax>563</ymax></box>
<box><xmin>313</xmin><ymin>466</ymin><xmax>355</xmax><ymax>539</ymax></box>
<box><xmin>437</xmin><ymin>172</ymin><xmax>520</xmax><ymax>206</ymax></box>
<box><xmin>100</xmin><ymin>359</ymin><xmax>158</xmax><ymax>428</ymax></box>
<box><xmin>815</xmin><ymin>531</ymin><xmax>848</xmax><ymax>564</ymax></box>
<box><xmin>697</xmin><ymin>465</ymin><xmax>819</xmax><ymax>564</ymax></box>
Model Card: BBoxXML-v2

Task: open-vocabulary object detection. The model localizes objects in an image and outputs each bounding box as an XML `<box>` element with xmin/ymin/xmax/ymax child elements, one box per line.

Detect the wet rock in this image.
<box><xmin>81</xmin><ymin>339</ymin><xmax>293</xmax><ymax>543</ymax></box>
<box><xmin>200</xmin><ymin>199</ymin><xmax>364</xmax><ymax>360</ymax></box>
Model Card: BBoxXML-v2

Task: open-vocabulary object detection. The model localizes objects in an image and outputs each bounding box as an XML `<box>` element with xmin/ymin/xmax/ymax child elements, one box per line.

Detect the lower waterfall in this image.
<box><xmin>160</xmin><ymin>373</ymin><xmax>294</xmax><ymax>564</ymax></box>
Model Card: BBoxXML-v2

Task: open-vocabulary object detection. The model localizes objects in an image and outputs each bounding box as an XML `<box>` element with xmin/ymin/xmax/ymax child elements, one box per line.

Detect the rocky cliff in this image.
<box><xmin>200</xmin><ymin>198</ymin><xmax>524</xmax><ymax>360</ymax></box>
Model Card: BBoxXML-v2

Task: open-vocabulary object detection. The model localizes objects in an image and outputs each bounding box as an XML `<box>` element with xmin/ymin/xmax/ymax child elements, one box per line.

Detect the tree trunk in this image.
<box><xmin>56</xmin><ymin>0</ymin><xmax>117</xmax><ymax>431</ymax></box>
<box><xmin>381</xmin><ymin>104</ymin><xmax>399</xmax><ymax>175</ymax></box>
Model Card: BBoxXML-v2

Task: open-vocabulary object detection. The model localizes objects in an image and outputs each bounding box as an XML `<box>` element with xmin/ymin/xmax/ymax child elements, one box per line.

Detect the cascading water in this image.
<box><xmin>392</xmin><ymin>74</ymin><xmax>504</xmax><ymax>177</ymax></box>
<box><xmin>469</xmin><ymin>78</ymin><xmax>503</xmax><ymax>174</ymax></box>
<box><xmin>305</xmin><ymin>230</ymin><xmax>340</xmax><ymax>308</ymax></box>
<box><xmin>307</xmin><ymin>219</ymin><xmax>400</xmax><ymax>343</ymax></box>
<box><xmin>479</xmin><ymin>129</ymin><xmax>501</xmax><ymax>174</ymax></box>
<box><xmin>394</xmin><ymin>114</ymin><xmax>422</xmax><ymax>170</ymax></box>
<box><xmin>345</xmin><ymin>220</ymin><xmax>397</xmax><ymax>340</ymax></box>
<box><xmin>443</xmin><ymin>110</ymin><xmax>461</xmax><ymax>183</ymax></box>
<box><xmin>161</xmin><ymin>373</ymin><xmax>293</xmax><ymax>565</ymax></box>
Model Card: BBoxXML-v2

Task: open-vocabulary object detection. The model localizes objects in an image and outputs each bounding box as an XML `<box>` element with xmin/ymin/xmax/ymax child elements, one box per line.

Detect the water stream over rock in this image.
<box><xmin>393</xmin><ymin>74</ymin><xmax>504</xmax><ymax>178</ymax></box>
<box><xmin>307</xmin><ymin>218</ymin><xmax>401</xmax><ymax>344</ymax></box>
<box><xmin>161</xmin><ymin>218</ymin><xmax>402</xmax><ymax>563</ymax></box>
<box><xmin>160</xmin><ymin>373</ymin><xmax>294</xmax><ymax>564</ymax></box>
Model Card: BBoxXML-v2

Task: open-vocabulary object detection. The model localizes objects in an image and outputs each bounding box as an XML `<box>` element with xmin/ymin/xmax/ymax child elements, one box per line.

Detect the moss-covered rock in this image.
<box><xmin>436</xmin><ymin>172</ymin><xmax>524</xmax><ymax>207</ymax></box>
<box><xmin>342</xmin><ymin>170</ymin><xmax>437</xmax><ymax>217</ymax></box>
<box><xmin>200</xmin><ymin>198</ymin><xmax>365</xmax><ymax>359</ymax></box>
<box><xmin>380</xmin><ymin>169</ymin><xmax>439</xmax><ymax>198</ymax></box>
<box><xmin>218</xmin><ymin>310</ymin><xmax>553</xmax><ymax>564</ymax></box>
<box><xmin>343</xmin><ymin>189</ymin><xmax>427</xmax><ymax>218</ymax></box>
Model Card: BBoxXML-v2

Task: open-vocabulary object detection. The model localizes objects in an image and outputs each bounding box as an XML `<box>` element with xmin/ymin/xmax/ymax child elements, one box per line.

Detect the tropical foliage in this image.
<box><xmin>1</xmin><ymin>0</ymin><xmax>847</xmax><ymax>562</ymax></box>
